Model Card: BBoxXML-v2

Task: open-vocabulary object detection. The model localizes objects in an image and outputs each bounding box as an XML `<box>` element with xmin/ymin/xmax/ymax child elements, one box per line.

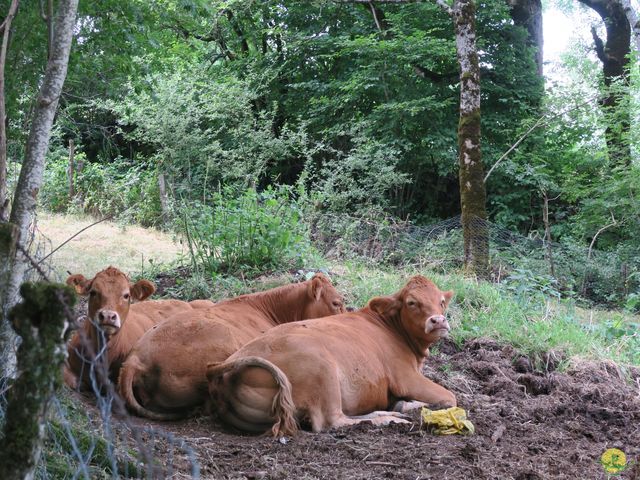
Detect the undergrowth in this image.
<box><xmin>335</xmin><ymin>263</ymin><xmax>640</xmax><ymax>367</ymax></box>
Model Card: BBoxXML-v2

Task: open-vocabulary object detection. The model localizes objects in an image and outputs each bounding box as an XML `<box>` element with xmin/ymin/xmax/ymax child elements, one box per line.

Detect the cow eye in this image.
<box><xmin>407</xmin><ymin>300</ymin><xmax>416</xmax><ymax>307</ymax></box>
<box><xmin>123</xmin><ymin>293</ymin><xmax>130</xmax><ymax>300</ymax></box>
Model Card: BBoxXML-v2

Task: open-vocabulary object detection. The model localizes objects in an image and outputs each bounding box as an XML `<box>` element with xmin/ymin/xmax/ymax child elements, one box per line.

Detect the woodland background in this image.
<box><xmin>1</xmin><ymin>1</ymin><xmax>640</xmax><ymax>478</ymax></box>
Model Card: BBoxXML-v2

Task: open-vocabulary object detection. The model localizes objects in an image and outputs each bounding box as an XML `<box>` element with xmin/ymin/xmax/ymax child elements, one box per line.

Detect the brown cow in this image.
<box><xmin>64</xmin><ymin>266</ymin><xmax>215</xmax><ymax>391</ymax></box>
<box><xmin>118</xmin><ymin>273</ymin><xmax>345</xmax><ymax>420</ymax></box>
<box><xmin>206</xmin><ymin>275</ymin><xmax>456</xmax><ymax>436</ymax></box>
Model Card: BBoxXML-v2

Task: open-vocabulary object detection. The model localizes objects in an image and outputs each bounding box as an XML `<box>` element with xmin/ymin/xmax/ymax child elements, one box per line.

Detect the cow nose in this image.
<box><xmin>429</xmin><ymin>315</ymin><xmax>447</xmax><ymax>326</ymax></box>
<box><xmin>98</xmin><ymin>310</ymin><xmax>119</xmax><ymax>326</ymax></box>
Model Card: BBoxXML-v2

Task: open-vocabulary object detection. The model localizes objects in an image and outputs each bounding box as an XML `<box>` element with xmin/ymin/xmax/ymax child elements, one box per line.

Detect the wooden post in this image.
<box><xmin>0</xmin><ymin>282</ymin><xmax>75</xmax><ymax>480</ymax></box>
<box><xmin>67</xmin><ymin>138</ymin><xmax>75</xmax><ymax>200</ymax></box>
<box><xmin>621</xmin><ymin>262</ymin><xmax>628</xmax><ymax>297</ymax></box>
<box><xmin>158</xmin><ymin>170</ymin><xmax>169</xmax><ymax>225</ymax></box>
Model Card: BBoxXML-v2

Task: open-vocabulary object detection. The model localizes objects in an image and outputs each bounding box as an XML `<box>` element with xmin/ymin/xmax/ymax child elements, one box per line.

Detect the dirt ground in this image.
<box><xmin>104</xmin><ymin>337</ymin><xmax>640</xmax><ymax>480</ymax></box>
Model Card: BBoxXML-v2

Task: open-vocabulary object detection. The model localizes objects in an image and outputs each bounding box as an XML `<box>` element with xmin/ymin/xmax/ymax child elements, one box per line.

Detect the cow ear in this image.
<box><xmin>130</xmin><ymin>279</ymin><xmax>156</xmax><ymax>301</ymax></box>
<box><xmin>368</xmin><ymin>295</ymin><xmax>401</xmax><ymax>318</ymax></box>
<box><xmin>308</xmin><ymin>274</ymin><xmax>326</xmax><ymax>302</ymax></box>
<box><xmin>66</xmin><ymin>274</ymin><xmax>91</xmax><ymax>296</ymax></box>
<box><xmin>443</xmin><ymin>290</ymin><xmax>454</xmax><ymax>308</ymax></box>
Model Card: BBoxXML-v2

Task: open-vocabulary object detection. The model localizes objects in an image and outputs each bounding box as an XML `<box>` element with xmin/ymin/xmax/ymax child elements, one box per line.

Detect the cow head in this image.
<box><xmin>66</xmin><ymin>266</ymin><xmax>155</xmax><ymax>337</ymax></box>
<box><xmin>368</xmin><ymin>276</ymin><xmax>453</xmax><ymax>346</ymax></box>
<box><xmin>302</xmin><ymin>273</ymin><xmax>346</xmax><ymax>318</ymax></box>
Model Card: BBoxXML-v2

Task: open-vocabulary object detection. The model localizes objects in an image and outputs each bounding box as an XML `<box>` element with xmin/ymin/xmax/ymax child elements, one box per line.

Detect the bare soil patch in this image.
<box><xmin>95</xmin><ymin>338</ymin><xmax>640</xmax><ymax>479</ymax></box>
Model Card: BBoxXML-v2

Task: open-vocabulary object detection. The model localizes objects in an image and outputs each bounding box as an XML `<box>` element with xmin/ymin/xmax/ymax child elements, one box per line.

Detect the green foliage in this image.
<box><xmin>105</xmin><ymin>68</ymin><xmax>315</xmax><ymax>199</ymax></box>
<box><xmin>304</xmin><ymin>125</ymin><xmax>410</xmax><ymax>214</ymax></box>
<box><xmin>41</xmin><ymin>150</ymin><xmax>162</xmax><ymax>226</ymax></box>
<box><xmin>179</xmin><ymin>185</ymin><xmax>316</xmax><ymax>276</ymax></box>
<box><xmin>502</xmin><ymin>268</ymin><xmax>561</xmax><ymax>305</ymax></box>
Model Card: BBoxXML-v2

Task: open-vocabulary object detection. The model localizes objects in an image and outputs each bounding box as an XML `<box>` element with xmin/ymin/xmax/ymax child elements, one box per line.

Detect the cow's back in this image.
<box><xmin>225</xmin><ymin>312</ymin><xmax>410</xmax><ymax>413</ymax></box>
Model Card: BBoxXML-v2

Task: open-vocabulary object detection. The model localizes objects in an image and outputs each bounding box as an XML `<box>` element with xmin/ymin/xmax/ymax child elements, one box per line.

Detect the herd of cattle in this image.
<box><xmin>64</xmin><ymin>266</ymin><xmax>457</xmax><ymax>436</ymax></box>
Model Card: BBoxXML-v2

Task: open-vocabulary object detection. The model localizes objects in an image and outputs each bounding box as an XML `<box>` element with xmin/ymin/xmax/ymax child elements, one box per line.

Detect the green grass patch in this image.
<box><xmin>336</xmin><ymin>263</ymin><xmax>639</xmax><ymax>366</ymax></box>
<box><xmin>38</xmin><ymin>391</ymin><xmax>140</xmax><ymax>479</ymax></box>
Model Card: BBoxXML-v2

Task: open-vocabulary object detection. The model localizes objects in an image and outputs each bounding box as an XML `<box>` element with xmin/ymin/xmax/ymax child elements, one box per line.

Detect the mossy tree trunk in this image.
<box><xmin>0</xmin><ymin>283</ymin><xmax>75</xmax><ymax>480</ymax></box>
<box><xmin>0</xmin><ymin>221</ymin><xmax>18</xmax><ymax>378</ymax></box>
<box><xmin>0</xmin><ymin>0</ymin><xmax>78</xmax><ymax>376</ymax></box>
<box><xmin>452</xmin><ymin>0</ymin><xmax>489</xmax><ymax>277</ymax></box>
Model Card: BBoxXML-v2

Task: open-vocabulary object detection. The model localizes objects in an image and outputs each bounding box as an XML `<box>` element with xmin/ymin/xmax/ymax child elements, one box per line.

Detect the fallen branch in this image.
<box><xmin>37</xmin><ymin>214</ymin><xmax>113</xmax><ymax>265</ymax></box>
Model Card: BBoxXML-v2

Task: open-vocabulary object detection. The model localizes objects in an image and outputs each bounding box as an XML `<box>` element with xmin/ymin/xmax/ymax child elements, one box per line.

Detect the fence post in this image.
<box><xmin>67</xmin><ymin>139</ymin><xmax>75</xmax><ymax>201</ymax></box>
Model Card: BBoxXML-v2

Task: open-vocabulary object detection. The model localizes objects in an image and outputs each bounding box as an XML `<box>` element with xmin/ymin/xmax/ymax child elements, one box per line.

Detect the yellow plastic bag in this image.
<box><xmin>421</xmin><ymin>406</ymin><xmax>475</xmax><ymax>435</ymax></box>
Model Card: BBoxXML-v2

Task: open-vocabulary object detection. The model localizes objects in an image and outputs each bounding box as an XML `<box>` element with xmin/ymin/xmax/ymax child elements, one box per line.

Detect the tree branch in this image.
<box><xmin>590</xmin><ymin>25</ymin><xmax>607</xmax><ymax>63</ymax></box>
<box><xmin>587</xmin><ymin>214</ymin><xmax>618</xmax><ymax>260</ymax></box>
<box><xmin>484</xmin><ymin>94</ymin><xmax>601</xmax><ymax>182</ymax></box>
<box><xmin>224</xmin><ymin>9</ymin><xmax>249</xmax><ymax>53</ymax></box>
<box><xmin>434</xmin><ymin>0</ymin><xmax>453</xmax><ymax>15</ymax></box>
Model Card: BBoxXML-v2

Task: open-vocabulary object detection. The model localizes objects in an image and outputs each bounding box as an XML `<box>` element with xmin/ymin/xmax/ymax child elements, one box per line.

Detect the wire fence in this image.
<box><xmin>0</xmin><ymin>230</ymin><xmax>201</xmax><ymax>480</ymax></box>
<box><xmin>310</xmin><ymin>213</ymin><xmax>640</xmax><ymax>307</ymax></box>
<box><xmin>2</xmin><ymin>209</ymin><xmax>638</xmax><ymax>478</ymax></box>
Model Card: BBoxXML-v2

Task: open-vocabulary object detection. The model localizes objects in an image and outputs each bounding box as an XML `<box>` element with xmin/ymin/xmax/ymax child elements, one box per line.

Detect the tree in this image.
<box><xmin>340</xmin><ymin>0</ymin><xmax>488</xmax><ymax>275</ymax></box>
<box><xmin>446</xmin><ymin>0</ymin><xmax>489</xmax><ymax>276</ymax></box>
<box><xmin>507</xmin><ymin>0</ymin><xmax>543</xmax><ymax>77</ymax></box>
<box><xmin>0</xmin><ymin>0</ymin><xmax>78</xmax><ymax>378</ymax></box>
<box><xmin>0</xmin><ymin>0</ymin><xmax>19</xmax><ymax>221</ymax></box>
<box><xmin>620</xmin><ymin>0</ymin><xmax>640</xmax><ymax>51</ymax></box>
<box><xmin>578</xmin><ymin>0</ymin><xmax>631</xmax><ymax>166</ymax></box>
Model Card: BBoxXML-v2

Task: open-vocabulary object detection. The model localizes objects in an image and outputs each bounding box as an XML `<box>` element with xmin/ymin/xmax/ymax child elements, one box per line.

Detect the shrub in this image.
<box><xmin>41</xmin><ymin>151</ymin><xmax>162</xmax><ymax>227</ymax></box>
<box><xmin>179</xmin><ymin>185</ymin><xmax>316</xmax><ymax>276</ymax></box>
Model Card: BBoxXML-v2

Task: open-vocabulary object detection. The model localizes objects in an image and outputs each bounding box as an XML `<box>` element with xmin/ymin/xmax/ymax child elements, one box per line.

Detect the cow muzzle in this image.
<box><xmin>96</xmin><ymin>309</ymin><xmax>121</xmax><ymax>334</ymax></box>
<box><xmin>426</xmin><ymin>315</ymin><xmax>450</xmax><ymax>335</ymax></box>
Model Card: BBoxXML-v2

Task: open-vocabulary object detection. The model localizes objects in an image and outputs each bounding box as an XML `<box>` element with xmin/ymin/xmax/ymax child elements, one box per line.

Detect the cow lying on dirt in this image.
<box><xmin>64</xmin><ymin>266</ymin><xmax>215</xmax><ymax>391</ymax></box>
<box><xmin>118</xmin><ymin>273</ymin><xmax>346</xmax><ymax>420</ymax></box>
<box><xmin>206</xmin><ymin>275</ymin><xmax>455</xmax><ymax>436</ymax></box>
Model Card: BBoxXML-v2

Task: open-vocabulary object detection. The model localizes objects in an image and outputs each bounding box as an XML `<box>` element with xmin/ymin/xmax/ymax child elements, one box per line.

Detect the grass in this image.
<box><xmin>26</xmin><ymin>212</ymin><xmax>638</xmax><ymax>478</ymax></box>
<box><xmin>335</xmin><ymin>262</ymin><xmax>639</xmax><ymax>366</ymax></box>
<box><xmin>34</xmin><ymin>211</ymin><xmax>184</xmax><ymax>281</ymax></box>
<box><xmin>38</xmin><ymin>391</ymin><xmax>140</xmax><ymax>479</ymax></box>
<box><xmin>36</xmin><ymin>211</ymin><xmax>639</xmax><ymax>366</ymax></box>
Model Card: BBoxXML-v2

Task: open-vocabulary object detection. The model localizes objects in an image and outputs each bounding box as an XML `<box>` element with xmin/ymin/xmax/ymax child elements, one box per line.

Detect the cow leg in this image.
<box><xmin>349</xmin><ymin>410</ymin><xmax>409</xmax><ymax>420</ymax></box>
<box><xmin>290</xmin><ymin>359</ymin><xmax>346</xmax><ymax>433</ymax></box>
<box><xmin>392</xmin><ymin>400</ymin><xmax>428</xmax><ymax>413</ymax></box>
<box><xmin>398</xmin><ymin>373</ymin><xmax>456</xmax><ymax>408</ymax></box>
<box><xmin>329</xmin><ymin>411</ymin><xmax>410</xmax><ymax>429</ymax></box>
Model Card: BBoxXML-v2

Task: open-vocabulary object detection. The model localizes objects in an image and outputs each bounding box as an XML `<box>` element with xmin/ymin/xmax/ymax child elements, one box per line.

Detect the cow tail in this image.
<box><xmin>207</xmin><ymin>356</ymin><xmax>299</xmax><ymax>437</ymax></box>
<box><xmin>118</xmin><ymin>356</ymin><xmax>186</xmax><ymax>421</ymax></box>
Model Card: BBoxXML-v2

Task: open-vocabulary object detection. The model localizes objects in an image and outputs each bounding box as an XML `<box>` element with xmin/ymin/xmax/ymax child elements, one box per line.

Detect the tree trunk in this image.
<box><xmin>0</xmin><ymin>221</ymin><xmax>18</xmax><ymax>378</ymax></box>
<box><xmin>507</xmin><ymin>0</ymin><xmax>543</xmax><ymax>77</ymax></box>
<box><xmin>0</xmin><ymin>0</ymin><xmax>19</xmax><ymax>222</ymax></box>
<box><xmin>0</xmin><ymin>0</ymin><xmax>78</xmax><ymax>378</ymax></box>
<box><xmin>0</xmin><ymin>283</ymin><xmax>75</xmax><ymax>480</ymax></box>
<box><xmin>453</xmin><ymin>0</ymin><xmax>489</xmax><ymax>277</ymax></box>
<box><xmin>578</xmin><ymin>0</ymin><xmax>631</xmax><ymax>167</ymax></box>
<box><xmin>67</xmin><ymin>138</ymin><xmax>74</xmax><ymax>200</ymax></box>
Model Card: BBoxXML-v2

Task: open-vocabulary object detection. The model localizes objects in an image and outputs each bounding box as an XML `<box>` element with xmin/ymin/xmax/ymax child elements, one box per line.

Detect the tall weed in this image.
<box><xmin>179</xmin><ymin>186</ymin><xmax>316</xmax><ymax>276</ymax></box>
